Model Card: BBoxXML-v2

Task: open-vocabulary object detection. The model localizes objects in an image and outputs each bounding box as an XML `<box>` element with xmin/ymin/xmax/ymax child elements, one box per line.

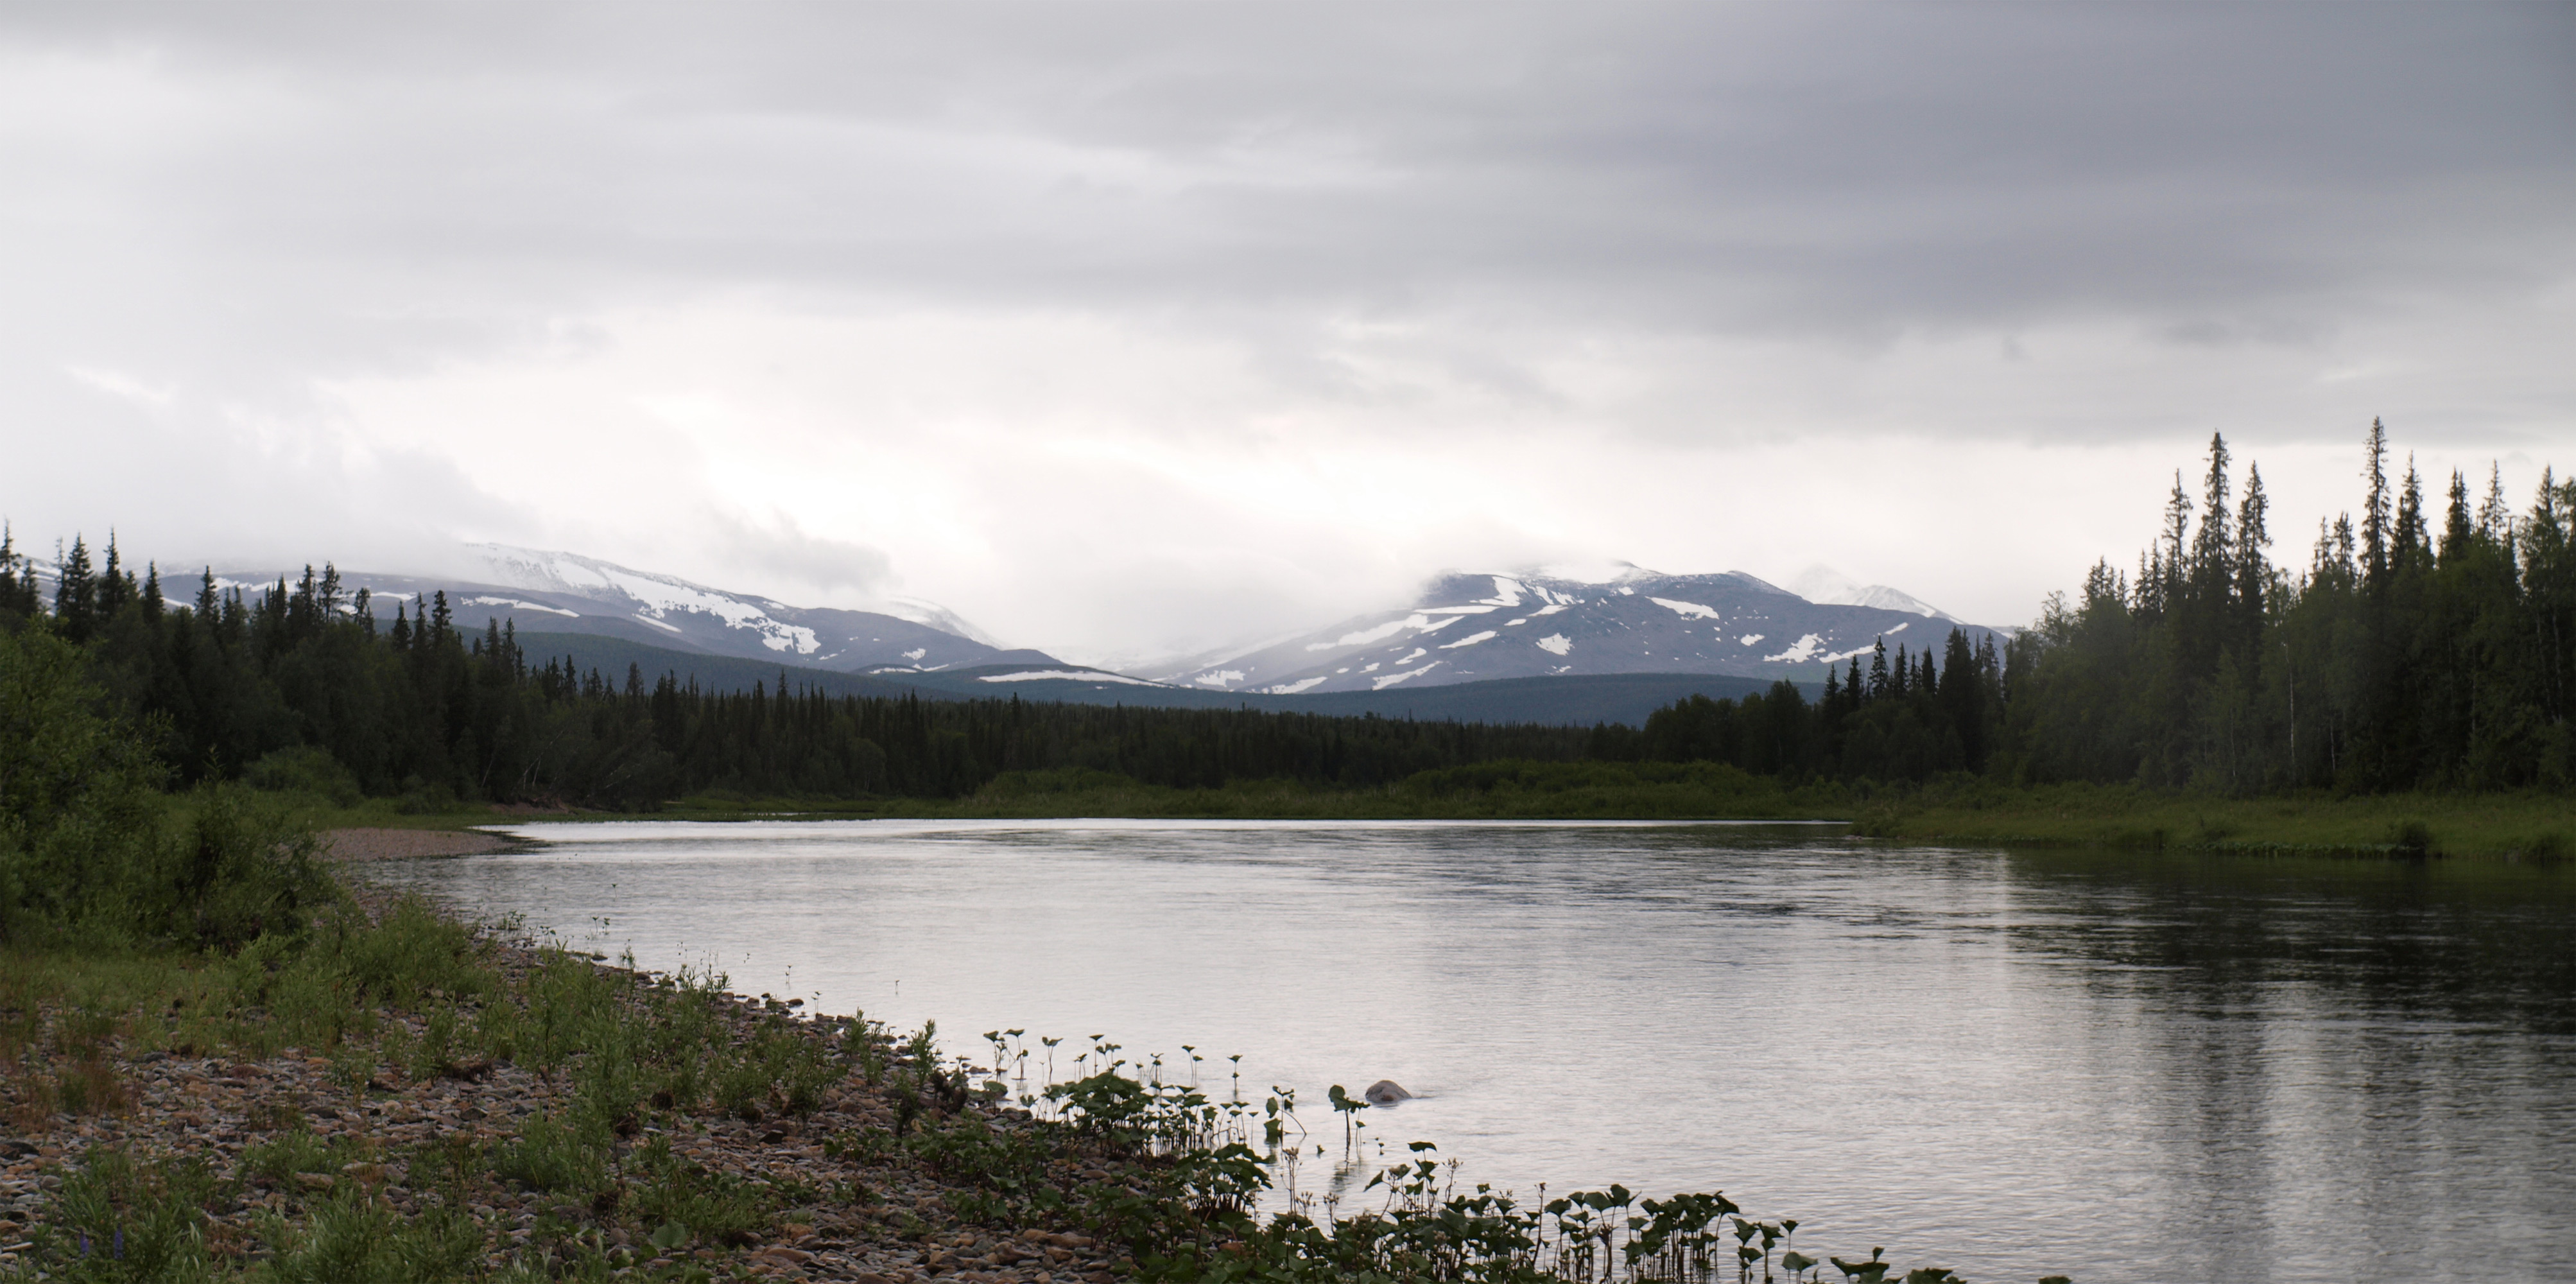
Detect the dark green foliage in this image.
<box><xmin>19</xmin><ymin>419</ymin><xmax>2568</xmax><ymax>810</ymax></box>
<box><xmin>2005</xmin><ymin>428</ymin><xmax>2575</xmax><ymax>792</ymax></box>
<box><xmin>0</xmin><ymin>623</ymin><xmax>329</xmax><ymax>948</ymax></box>
<box><xmin>1642</xmin><ymin>426</ymin><xmax>2576</xmax><ymax>796</ymax></box>
<box><xmin>3</xmin><ymin>554</ymin><xmax>1611</xmax><ymax>806</ymax></box>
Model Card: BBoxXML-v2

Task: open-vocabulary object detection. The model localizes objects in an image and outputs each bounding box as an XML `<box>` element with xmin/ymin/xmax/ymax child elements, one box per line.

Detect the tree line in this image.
<box><xmin>1636</xmin><ymin>422</ymin><xmax>2573</xmax><ymax>792</ymax></box>
<box><xmin>0</xmin><ymin>543</ymin><xmax>1608</xmax><ymax>806</ymax></box>
<box><xmin>6</xmin><ymin>417</ymin><xmax>2564</xmax><ymax>806</ymax></box>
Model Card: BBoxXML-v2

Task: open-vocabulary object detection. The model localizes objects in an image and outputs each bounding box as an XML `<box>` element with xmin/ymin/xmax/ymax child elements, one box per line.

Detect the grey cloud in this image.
<box><xmin>6</xmin><ymin>3</ymin><xmax>2565</xmax><ymax>349</ymax></box>
<box><xmin>1</xmin><ymin>0</ymin><xmax>2569</xmax><ymax>645</ymax></box>
<box><xmin>707</xmin><ymin>510</ymin><xmax>894</xmax><ymax>600</ymax></box>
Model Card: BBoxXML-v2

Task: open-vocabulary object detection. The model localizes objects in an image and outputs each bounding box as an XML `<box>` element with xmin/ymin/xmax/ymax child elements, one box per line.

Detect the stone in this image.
<box><xmin>1363</xmin><ymin>1079</ymin><xmax>1412</xmax><ymax>1104</ymax></box>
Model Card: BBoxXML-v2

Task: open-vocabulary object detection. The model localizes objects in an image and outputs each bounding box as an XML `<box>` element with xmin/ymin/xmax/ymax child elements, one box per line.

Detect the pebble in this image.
<box><xmin>0</xmin><ymin>892</ymin><xmax>1130</xmax><ymax>1284</ymax></box>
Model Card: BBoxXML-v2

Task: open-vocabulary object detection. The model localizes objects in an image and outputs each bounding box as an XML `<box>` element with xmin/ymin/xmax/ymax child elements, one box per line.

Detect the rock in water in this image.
<box><xmin>1364</xmin><ymin>1080</ymin><xmax>1412</xmax><ymax>1105</ymax></box>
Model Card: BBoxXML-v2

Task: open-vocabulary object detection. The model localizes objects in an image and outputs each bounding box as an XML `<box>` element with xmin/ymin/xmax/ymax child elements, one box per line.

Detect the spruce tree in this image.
<box><xmin>2478</xmin><ymin>463</ymin><xmax>2512</xmax><ymax>542</ymax></box>
<box><xmin>0</xmin><ymin>526</ymin><xmax>31</xmax><ymax>619</ymax></box>
<box><xmin>2192</xmin><ymin>434</ymin><xmax>2233</xmax><ymax>588</ymax></box>
<box><xmin>2394</xmin><ymin>458</ymin><xmax>2427</xmax><ymax>571</ymax></box>
<box><xmin>2361</xmin><ymin>417</ymin><xmax>2391</xmax><ymax>584</ymax></box>
<box><xmin>54</xmin><ymin>536</ymin><xmax>96</xmax><ymax>641</ymax></box>
<box><xmin>2235</xmin><ymin>462</ymin><xmax>2272</xmax><ymax>643</ymax></box>
<box><xmin>2441</xmin><ymin>469</ymin><xmax>2475</xmax><ymax>562</ymax></box>
<box><xmin>98</xmin><ymin>535</ymin><xmax>133</xmax><ymax>616</ymax></box>
<box><xmin>2161</xmin><ymin>471</ymin><xmax>2193</xmax><ymax>605</ymax></box>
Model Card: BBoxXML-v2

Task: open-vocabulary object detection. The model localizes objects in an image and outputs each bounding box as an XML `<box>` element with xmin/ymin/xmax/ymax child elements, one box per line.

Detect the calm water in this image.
<box><xmin>371</xmin><ymin>820</ymin><xmax>2576</xmax><ymax>1283</ymax></box>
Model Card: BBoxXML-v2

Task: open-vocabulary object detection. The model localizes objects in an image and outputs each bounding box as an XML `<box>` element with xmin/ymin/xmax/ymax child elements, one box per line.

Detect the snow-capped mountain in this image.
<box><xmin>215</xmin><ymin>545</ymin><xmax>1063</xmax><ymax>675</ymax></box>
<box><xmin>1148</xmin><ymin>562</ymin><xmax>2001</xmax><ymax>695</ymax></box>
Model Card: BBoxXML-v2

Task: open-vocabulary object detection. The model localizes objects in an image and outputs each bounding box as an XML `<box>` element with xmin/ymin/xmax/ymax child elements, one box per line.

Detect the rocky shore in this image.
<box><xmin>0</xmin><ymin>845</ymin><xmax>1138</xmax><ymax>1283</ymax></box>
<box><xmin>318</xmin><ymin>826</ymin><xmax>519</xmax><ymax>863</ymax></box>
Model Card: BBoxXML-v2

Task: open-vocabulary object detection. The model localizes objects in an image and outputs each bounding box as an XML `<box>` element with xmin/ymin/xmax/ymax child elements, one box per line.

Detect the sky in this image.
<box><xmin>3</xmin><ymin>3</ymin><xmax>2571</xmax><ymax>666</ymax></box>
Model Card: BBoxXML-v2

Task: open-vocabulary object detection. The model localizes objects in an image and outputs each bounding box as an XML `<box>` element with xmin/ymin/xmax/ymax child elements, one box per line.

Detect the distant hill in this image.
<box><xmin>221</xmin><ymin>544</ymin><xmax>1057</xmax><ymax>677</ymax></box>
<box><xmin>512</xmin><ymin>631</ymin><xmax>940</xmax><ymax>701</ymax></box>
<box><xmin>519</xmin><ymin>631</ymin><xmax>1806</xmax><ymax>727</ymax></box>
<box><xmin>1147</xmin><ymin>563</ymin><xmax>2003</xmax><ymax>695</ymax></box>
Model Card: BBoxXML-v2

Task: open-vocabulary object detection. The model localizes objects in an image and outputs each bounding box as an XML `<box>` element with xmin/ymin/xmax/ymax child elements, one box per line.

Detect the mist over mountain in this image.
<box><xmin>1150</xmin><ymin>562</ymin><xmax>2003</xmax><ymax>695</ymax></box>
<box><xmin>40</xmin><ymin>537</ymin><xmax>1999</xmax><ymax>713</ymax></box>
<box><xmin>203</xmin><ymin>545</ymin><xmax>1063</xmax><ymax>676</ymax></box>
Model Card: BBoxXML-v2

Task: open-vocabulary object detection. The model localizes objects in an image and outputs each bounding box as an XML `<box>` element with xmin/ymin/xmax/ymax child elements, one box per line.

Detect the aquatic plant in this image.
<box><xmin>942</xmin><ymin>1026</ymin><xmax>2040</xmax><ymax>1284</ymax></box>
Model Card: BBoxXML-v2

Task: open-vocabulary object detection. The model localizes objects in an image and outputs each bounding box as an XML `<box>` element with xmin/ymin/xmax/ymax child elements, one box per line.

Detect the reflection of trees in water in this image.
<box><xmin>1993</xmin><ymin>849</ymin><xmax>2576</xmax><ymax>1032</ymax></box>
<box><xmin>1969</xmin><ymin>848</ymin><xmax>2576</xmax><ymax>1281</ymax></box>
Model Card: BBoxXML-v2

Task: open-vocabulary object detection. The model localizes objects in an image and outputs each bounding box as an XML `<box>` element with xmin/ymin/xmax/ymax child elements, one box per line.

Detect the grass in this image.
<box><xmin>0</xmin><ymin>888</ymin><xmax>886</xmax><ymax>1281</ymax></box>
<box><xmin>1850</xmin><ymin>778</ymin><xmax>2573</xmax><ymax>858</ymax></box>
<box><xmin>246</xmin><ymin>759</ymin><xmax>2567</xmax><ymax>863</ymax></box>
<box><xmin>657</xmin><ymin>762</ymin><xmax>1852</xmax><ymax>822</ymax></box>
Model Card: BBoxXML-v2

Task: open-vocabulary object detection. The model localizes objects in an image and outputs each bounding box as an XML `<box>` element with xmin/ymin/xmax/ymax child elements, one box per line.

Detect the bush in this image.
<box><xmin>0</xmin><ymin>625</ymin><xmax>164</xmax><ymax>945</ymax></box>
<box><xmin>40</xmin><ymin>1147</ymin><xmax>227</xmax><ymax>1283</ymax></box>
<box><xmin>242</xmin><ymin>746</ymin><xmax>363</xmax><ymax>808</ymax></box>
<box><xmin>165</xmin><ymin>786</ymin><xmax>336</xmax><ymax>950</ymax></box>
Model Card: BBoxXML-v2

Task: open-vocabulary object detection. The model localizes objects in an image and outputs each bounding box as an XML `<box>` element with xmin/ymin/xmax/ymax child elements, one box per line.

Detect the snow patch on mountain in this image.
<box><xmin>1763</xmin><ymin>634</ymin><xmax>1828</xmax><ymax>663</ymax></box>
<box><xmin>1373</xmin><ymin>661</ymin><xmax>1441</xmax><ymax>690</ymax></box>
<box><xmin>1651</xmin><ymin>598</ymin><xmax>1720</xmax><ymax>620</ymax></box>
<box><xmin>975</xmin><ymin>670</ymin><xmax>1168</xmax><ymax>688</ymax></box>
<box><xmin>465</xmin><ymin>596</ymin><xmax>578</xmax><ymax>618</ymax></box>
<box><xmin>468</xmin><ymin>544</ymin><xmax>1001</xmax><ymax>655</ymax></box>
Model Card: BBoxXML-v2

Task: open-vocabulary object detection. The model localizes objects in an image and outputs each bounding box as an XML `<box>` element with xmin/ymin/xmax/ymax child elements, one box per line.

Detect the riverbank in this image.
<box><xmin>0</xmin><ymin>882</ymin><xmax>1141</xmax><ymax>1283</ymax></box>
<box><xmin>1849</xmin><ymin>780</ymin><xmax>2572</xmax><ymax>858</ymax></box>
<box><xmin>282</xmin><ymin>767</ymin><xmax>2568</xmax><ymax>861</ymax></box>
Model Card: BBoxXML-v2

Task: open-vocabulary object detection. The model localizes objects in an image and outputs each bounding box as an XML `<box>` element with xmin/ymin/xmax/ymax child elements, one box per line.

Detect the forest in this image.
<box><xmin>4</xmin><ymin>422</ymin><xmax>2566</xmax><ymax>808</ymax></box>
<box><xmin>0</xmin><ymin>545</ymin><xmax>1612</xmax><ymax>807</ymax></box>
<box><xmin>1645</xmin><ymin>422</ymin><xmax>2573</xmax><ymax>792</ymax></box>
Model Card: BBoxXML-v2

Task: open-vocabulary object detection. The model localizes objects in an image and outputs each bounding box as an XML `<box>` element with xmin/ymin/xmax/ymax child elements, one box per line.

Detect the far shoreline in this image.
<box><xmin>302</xmin><ymin>777</ymin><xmax>2572</xmax><ymax>862</ymax></box>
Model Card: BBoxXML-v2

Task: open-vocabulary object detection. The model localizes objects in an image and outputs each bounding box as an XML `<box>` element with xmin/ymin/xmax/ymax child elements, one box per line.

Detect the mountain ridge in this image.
<box><xmin>33</xmin><ymin>539</ymin><xmax>1994</xmax><ymax>714</ymax></box>
<box><xmin>1147</xmin><ymin>564</ymin><xmax>2001</xmax><ymax>695</ymax></box>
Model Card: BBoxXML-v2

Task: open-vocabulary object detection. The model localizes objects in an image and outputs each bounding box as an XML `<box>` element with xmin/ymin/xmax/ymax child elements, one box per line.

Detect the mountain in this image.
<box><xmin>1148</xmin><ymin>562</ymin><xmax>2001</xmax><ymax>695</ymax></box>
<box><xmin>43</xmin><ymin>537</ymin><xmax>1982</xmax><ymax>720</ymax></box>
<box><xmin>513</xmin><ymin>630</ymin><xmax>1798</xmax><ymax>728</ymax></box>
<box><xmin>214</xmin><ymin>544</ymin><xmax>1062</xmax><ymax>675</ymax></box>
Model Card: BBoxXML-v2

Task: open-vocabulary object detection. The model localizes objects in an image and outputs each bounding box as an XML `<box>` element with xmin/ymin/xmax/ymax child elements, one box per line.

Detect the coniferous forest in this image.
<box><xmin>0</xmin><ymin>544</ymin><xmax>1610</xmax><ymax>807</ymax></box>
<box><xmin>3</xmin><ymin>422</ymin><xmax>2568</xmax><ymax>808</ymax></box>
<box><xmin>1646</xmin><ymin>422</ymin><xmax>2573</xmax><ymax>792</ymax></box>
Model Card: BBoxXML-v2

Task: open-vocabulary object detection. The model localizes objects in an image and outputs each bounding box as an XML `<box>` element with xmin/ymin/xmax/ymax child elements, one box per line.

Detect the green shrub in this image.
<box><xmin>626</xmin><ymin>1136</ymin><xmax>770</xmax><ymax>1248</ymax></box>
<box><xmin>492</xmin><ymin>1111</ymin><xmax>606</xmax><ymax>1196</ymax></box>
<box><xmin>38</xmin><ymin>1147</ymin><xmax>227</xmax><ymax>1284</ymax></box>
<box><xmin>254</xmin><ymin>1193</ymin><xmax>485</xmax><ymax>1283</ymax></box>
<box><xmin>242</xmin><ymin>746</ymin><xmax>363</xmax><ymax>808</ymax></box>
<box><xmin>0</xmin><ymin>625</ymin><xmax>166</xmax><ymax>946</ymax></box>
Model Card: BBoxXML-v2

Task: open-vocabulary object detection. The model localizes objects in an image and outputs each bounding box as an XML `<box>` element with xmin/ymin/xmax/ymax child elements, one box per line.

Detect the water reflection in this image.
<box><xmin>369</xmin><ymin>820</ymin><xmax>2575</xmax><ymax>1283</ymax></box>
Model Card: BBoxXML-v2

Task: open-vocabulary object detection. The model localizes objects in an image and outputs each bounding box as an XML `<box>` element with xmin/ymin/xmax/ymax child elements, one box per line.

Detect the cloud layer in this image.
<box><xmin>3</xmin><ymin>4</ymin><xmax>2570</xmax><ymax>657</ymax></box>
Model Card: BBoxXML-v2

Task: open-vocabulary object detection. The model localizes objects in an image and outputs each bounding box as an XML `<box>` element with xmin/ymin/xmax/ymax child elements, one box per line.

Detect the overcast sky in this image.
<box><xmin>3</xmin><ymin>3</ymin><xmax>2570</xmax><ymax>663</ymax></box>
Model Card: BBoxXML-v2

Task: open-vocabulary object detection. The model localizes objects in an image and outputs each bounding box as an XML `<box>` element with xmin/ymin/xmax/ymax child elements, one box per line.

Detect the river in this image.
<box><xmin>368</xmin><ymin>819</ymin><xmax>2575</xmax><ymax>1283</ymax></box>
